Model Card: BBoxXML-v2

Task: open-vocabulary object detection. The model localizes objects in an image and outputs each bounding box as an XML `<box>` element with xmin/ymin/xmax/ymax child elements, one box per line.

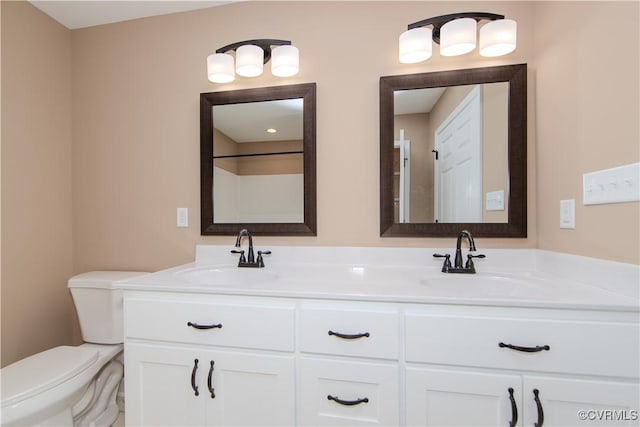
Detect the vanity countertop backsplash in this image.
<box><xmin>117</xmin><ymin>245</ymin><xmax>639</xmax><ymax>312</ymax></box>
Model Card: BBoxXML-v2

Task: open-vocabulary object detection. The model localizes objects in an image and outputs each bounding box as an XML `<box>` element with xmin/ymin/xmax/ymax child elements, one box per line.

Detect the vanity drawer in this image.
<box><xmin>298</xmin><ymin>357</ymin><xmax>399</xmax><ymax>426</ymax></box>
<box><xmin>298</xmin><ymin>304</ymin><xmax>399</xmax><ymax>360</ymax></box>
<box><xmin>125</xmin><ymin>297</ymin><xmax>295</xmax><ymax>352</ymax></box>
<box><xmin>405</xmin><ymin>313</ymin><xmax>639</xmax><ymax>378</ymax></box>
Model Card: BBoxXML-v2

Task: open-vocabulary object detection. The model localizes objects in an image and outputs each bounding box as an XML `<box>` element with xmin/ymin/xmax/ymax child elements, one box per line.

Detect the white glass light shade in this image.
<box><xmin>236</xmin><ymin>45</ymin><xmax>264</xmax><ymax>77</ymax></box>
<box><xmin>271</xmin><ymin>45</ymin><xmax>299</xmax><ymax>77</ymax></box>
<box><xmin>207</xmin><ymin>53</ymin><xmax>235</xmax><ymax>83</ymax></box>
<box><xmin>479</xmin><ymin>19</ymin><xmax>517</xmax><ymax>57</ymax></box>
<box><xmin>399</xmin><ymin>27</ymin><xmax>433</xmax><ymax>64</ymax></box>
<box><xmin>440</xmin><ymin>18</ymin><xmax>477</xmax><ymax>56</ymax></box>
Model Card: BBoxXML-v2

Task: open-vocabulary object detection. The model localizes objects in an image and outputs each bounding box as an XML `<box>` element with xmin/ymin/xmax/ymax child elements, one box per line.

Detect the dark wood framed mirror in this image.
<box><xmin>201</xmin><ymin>83</ymin><xmax>316</xmax><ymax>235</ymax></box>
<box><xmin>380</xmin><ymin>63</ymin><xmax>527</xmax><ymax>237</ymax></box>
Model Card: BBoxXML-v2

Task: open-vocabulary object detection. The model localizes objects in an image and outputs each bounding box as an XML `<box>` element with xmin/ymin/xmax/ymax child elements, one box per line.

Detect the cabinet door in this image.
<box><xmin>406</xmin><ymin>367</ymin><xmax>521</xmax><ymax>426</ymax></box>
<box><xmin>299</xmin><ymin>357</ymin><xmax>399</xmax><ymax>426</ymax></box>
<box><xmin>126</xmin><ymin>343</ymin><xmax>295</xmax><ymax>426</ymax></box>
<box><xmin>204</xmin><ymin>350</ymin><xmax>295</xmax><ymax>426</ymax></box>
<box><xmin>523</xmin><ymin>376</ymin><xmax>640</xmax><ymax>426</ymax></box>
<box><xmin>125</xmin><ymin>343</ymin><xmax>205</xmax><ymax>426</ymax></box>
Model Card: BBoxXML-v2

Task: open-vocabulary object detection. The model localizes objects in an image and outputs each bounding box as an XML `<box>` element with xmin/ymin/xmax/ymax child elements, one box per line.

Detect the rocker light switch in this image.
<box><xmin>560</xmin><ymin>199</ymin><xmax>575</xmax><ymax>229</ymax></box>
<box><xmin>177</xmin><ymin>208</ymin><xmax>188</xmax><ymax>227</ymax></box>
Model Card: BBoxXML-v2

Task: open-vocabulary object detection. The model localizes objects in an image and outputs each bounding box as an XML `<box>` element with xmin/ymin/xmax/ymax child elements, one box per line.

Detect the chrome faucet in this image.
<box><xmin>434</xmin><ymin>229</ymin><xmax>485</xmax><ymax>274</ymax></box>
<box><xmin>231</xmin><ymin>229</ymin><xmax>271</xmax><ymax>268</ymax></box>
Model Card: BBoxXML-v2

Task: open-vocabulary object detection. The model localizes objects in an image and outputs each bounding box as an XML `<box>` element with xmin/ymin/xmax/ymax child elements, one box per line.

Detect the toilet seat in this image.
<box><xmin>2</xmin><ymin>346</ymin><xmax>99</xmax><ymax>408</ymax></box>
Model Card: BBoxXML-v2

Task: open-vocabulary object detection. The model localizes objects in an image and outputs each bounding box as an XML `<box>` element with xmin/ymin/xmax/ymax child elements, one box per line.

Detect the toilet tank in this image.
<box><xmin>68</xmin><ymin>271</ymin><xmax>148</xmax><ymax>344</ymax></box>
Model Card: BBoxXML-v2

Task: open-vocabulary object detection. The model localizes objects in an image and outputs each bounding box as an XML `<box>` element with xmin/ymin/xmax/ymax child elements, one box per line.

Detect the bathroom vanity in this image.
<box><xmin>118</xmin><ymin>246</ymin><xmax>639</xmax><ymax>426</ymax></box>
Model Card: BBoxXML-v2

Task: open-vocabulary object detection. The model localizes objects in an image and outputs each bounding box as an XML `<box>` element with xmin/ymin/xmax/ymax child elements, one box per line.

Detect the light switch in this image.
<box><xmin>560</xmin><ymin>199</ymin><xmax>575</xmax><ymax>229</ymax></box>
<box><xmin>486</xmin><ymin>190</ymin><xmax>505</xmax><ymax>211</ymax></box>
<box><xmin>177</xmin><ymin>208</ymin><xmax>188</xmax><ymax>227</ymax></box>
<box><xmin>583</xmin><ymin>162</ymin><xmax>640</xmax><ymax>205</ymax></box>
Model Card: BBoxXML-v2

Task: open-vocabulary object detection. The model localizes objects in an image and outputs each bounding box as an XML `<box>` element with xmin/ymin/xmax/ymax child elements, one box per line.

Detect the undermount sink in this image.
<box><xmin>419</xmin><ymin>273</ymin><xmax>551</xmax><ymax>298</ymax></box>
<box><xmin>174</xmin><ymin>263</ymin><xmax>553</xmax><ymax>299</ymax></box>
<box><xmin>175</xmin><ymin>266</ymin><xmax>279</xmax><ymax>286</ymax></box>
<box><xmin>282</xmin><ymin>265</ymin><xmax>404</xmax><ymax>283</ymax></box>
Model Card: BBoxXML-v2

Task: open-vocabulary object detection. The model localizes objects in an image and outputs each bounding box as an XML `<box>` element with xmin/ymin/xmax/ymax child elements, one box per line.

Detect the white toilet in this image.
<box><xmin>1</xmin><ymin>271</ymin><xmax>147</xmax><ymax>427</ymax></box>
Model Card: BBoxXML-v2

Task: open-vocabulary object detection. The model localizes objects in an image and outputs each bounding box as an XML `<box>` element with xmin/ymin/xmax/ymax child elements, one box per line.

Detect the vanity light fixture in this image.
<box><xmin>207</xmin><ymin>39</ymin><xmax>299</xmax><ymax>83</ymax></box>
<box><xmin>399</xmin><ymin>12</ymin><xmax>516</xmax><ymax>64</ymax></box>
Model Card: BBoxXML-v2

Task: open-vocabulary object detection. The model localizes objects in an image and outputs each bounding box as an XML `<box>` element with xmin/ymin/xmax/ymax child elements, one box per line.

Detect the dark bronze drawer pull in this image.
<box><xmin>508</xmin><ymin>387</ymin><xmax>518</xmax><ymax>427</ymax></box>
<box><xmin>207</xmin><ymin>360</ymin><xmax>216</xmax><ymax>399</ymax></box>
<box><xmin>190</xmin><ymin>359</ymin><xmax>199</xmax><ymax>396</ymax></box>
<box><xmin>187</xmin><ymin>321</ymin><xmax>223</xmax><ymax>330</ymax></box>
<box><xmin>328</xmin><ymin>330</ymin><xmax>370</xmax><ymax>340</ymax></box>
<box><xmin>499</xmin><ymin>342</ymin><xmax>550</xmax><ymax>353</ymax></box>
<box><xmin>533</xmin><ymin>389</ymin><xmax>544</xmax><ymax>427</ymax></box>
<box><xmin>327</xmin><ymin>395</ymin><xmax>369</xmax><ymax>406</ymax></box>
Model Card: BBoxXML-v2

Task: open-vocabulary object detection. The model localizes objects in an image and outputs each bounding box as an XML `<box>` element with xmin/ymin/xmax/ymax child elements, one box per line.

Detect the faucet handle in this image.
<box><xmin>256</xmin><ymin>250</ymin><xmax>271</xmax><ymax>268</ymax></box>
<box><xmin>230</xmin><ymin>249</ymin><xmax>246</xmax><ymax>264</ymax></box>
<box><xmin>433</xmin><ymin>253</ymin><xmax>452</xmax><ymax>272</ymax></box>
<box><xmin>465</xmin><ymin>253</ymin><xmax>486</xmax><ymax>269</ymax></box>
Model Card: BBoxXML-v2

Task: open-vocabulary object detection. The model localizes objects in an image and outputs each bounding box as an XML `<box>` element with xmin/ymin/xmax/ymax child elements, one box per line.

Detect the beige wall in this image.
<box><xmin>1</xmin><ymin>1</ymin><xmax>74</xmax><ymax>366</ymax></box>
<box><xmin>1</xmin><ymin>1</ymin><xmax>638</xmax><ymax>364</ymax></box>
<box><xmin>71</xmin><ymin>1</ymin><xmax>539</xmax><ymax>277</ymax></box>
<box><xmin>534</xmin><ymin>2</ymin><xmax>639</xmax><ymax>264</ymax></box>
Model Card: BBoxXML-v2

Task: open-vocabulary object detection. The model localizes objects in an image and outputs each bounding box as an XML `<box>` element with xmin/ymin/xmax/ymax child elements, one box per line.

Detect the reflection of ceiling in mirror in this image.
<box><xmin>394</xmin><ymin>87</ymin><xmax>446</xmax><ymax>115</ymax></box>
<box><xmin>213</xmin><ymin>99</ymin><xmax>303</xmax><ymax>143</ymax></box>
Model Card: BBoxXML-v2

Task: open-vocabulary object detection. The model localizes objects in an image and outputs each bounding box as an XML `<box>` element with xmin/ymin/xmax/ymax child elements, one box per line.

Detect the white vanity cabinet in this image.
<box><xmin>405</xmin><ymin>307</ymin><xmax>640</xmax><ymax>426</ymax></box>
<box><xmin>120</xmin><ymin>266</ymin><xmax>639</xmax><ymax>427</ymax></box>
<box><xmin>123</xmin><ymin>293</ymin><xmax>296</xmax><ymax>427</ymax></box>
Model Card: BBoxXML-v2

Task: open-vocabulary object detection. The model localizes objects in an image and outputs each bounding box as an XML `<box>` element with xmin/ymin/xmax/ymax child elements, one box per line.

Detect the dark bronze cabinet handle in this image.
<box><xmin>533</xmin><ymin>389</ymin><xmax>544</xmax><ymax>427</ymax></box>
<box><xmin>508</xmin><ymin>388</ymin><xmax>518</xmax><ymax>427</ymax></box>
<box><xmin>327</xmin><ymin>395</ymin><xmax>369</xmax><ymax>406</ymax></box>
<box><xmin>328</xmin><ymin>330</ymin><xmax>370</xmax><ymax>340</ymax></box>
<box><xmin>187</xmin><ymin>321</ymin><xmax>223</xmax><ymax>330</ymax></box>
<box><xmin>207</xmin><ymin>360</ymin><xmax>215</xmax><ymax>399</ymax></box>
<box><xmin>191</xmin><ymin>359</ymin><xmax>199</xmax><ymax>396</ymax></box>
<box><xmin>499</xmin><ymin>342</ymin><xmax>550</xmax><ymax>353</ymax></box>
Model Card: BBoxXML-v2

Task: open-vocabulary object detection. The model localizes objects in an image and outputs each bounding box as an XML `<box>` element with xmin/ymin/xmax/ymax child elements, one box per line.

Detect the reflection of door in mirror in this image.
<box><xmin>434</xmin><ymin>85</ymin><xmax>482</xmax><ymax>223</ymax></box>
<box><xmin>393</xmin><ymin>82</ymin><xmax>509</xmax><ymax>224</ymax></box>
<box><xmin>212</xmin><ymin>99</ymin><xmax>304</xmax><ymax>223</ymax></box>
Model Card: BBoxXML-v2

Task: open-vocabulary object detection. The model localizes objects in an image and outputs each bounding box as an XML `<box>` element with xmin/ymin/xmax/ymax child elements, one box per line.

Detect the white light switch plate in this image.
<box><xmin>486</xmin><ymin>190</ymin><xmax>505</xmax><ymax>211</ymax></box>
<box><xmin>560</xmin><ymin>199</ymin><xmax>575</xmax><ymax>229</ymax></box>
<box><xmin>583</xmin><ymin>162</ymin><xmax>640</xmax><ymax>205</ymax></box>
<box><xmin>177</xmin><ymin>208</ymin><xmax>188</xmax><ymax>227</ymax></box>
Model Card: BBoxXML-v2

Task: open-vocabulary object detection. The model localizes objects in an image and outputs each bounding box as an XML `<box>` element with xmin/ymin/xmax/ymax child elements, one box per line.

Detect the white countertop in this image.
<box><xmin>117</xmin><ymin>245</ymin><xmax>640</xmax><ymax>312</ymax></box>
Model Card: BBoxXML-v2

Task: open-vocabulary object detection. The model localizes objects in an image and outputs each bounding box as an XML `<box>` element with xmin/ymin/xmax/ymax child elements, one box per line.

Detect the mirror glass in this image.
<box><xmin>201</xmin><ymin>83</ymin><xmax>316</xmax><ymax>235</ymax></box>
<box><xmin>213</xmin><ymin>99</ymin><xmax>304</xmax><ymax>223</ymax></box>
<box><xmin>393</xmin><ymin>82</ymin><xmax>508</xmax><ymax>224</ymax></box>
<box><xmin>380</xmin><ymin>64</ymin><xmax>527</xmax><ymax>237</ymax></box>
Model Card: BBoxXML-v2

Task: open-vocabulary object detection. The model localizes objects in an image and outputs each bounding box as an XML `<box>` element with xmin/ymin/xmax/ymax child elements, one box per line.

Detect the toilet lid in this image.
<box><xmin>1</xmin><ymin>346</ymin><xmax>98</xmax><ymax>407</ymax></box>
